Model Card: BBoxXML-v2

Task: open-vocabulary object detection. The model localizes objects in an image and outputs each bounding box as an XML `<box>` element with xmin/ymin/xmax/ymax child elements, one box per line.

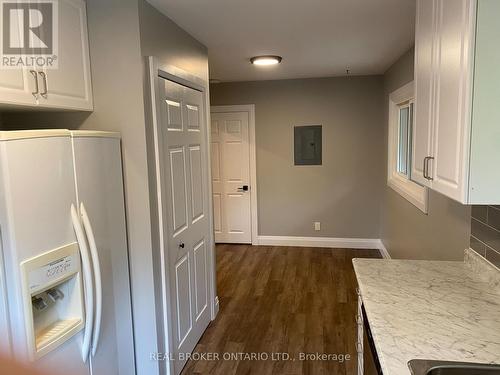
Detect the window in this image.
<box><xmin>388</xmin><ymin>82</ymin><xmax>428</xmax><ymax>213</ymax></box>
<box><xmin>397</xmin><ymin>101</ymin><xmax>413</xmax><ymax>177</ymax></box>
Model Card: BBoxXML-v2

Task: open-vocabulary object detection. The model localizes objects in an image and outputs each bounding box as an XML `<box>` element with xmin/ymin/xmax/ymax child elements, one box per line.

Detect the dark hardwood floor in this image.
<box><xmin>181</xmin><ymin>244</ymin><xmax>381</xmax><ymax>375</ymax></box>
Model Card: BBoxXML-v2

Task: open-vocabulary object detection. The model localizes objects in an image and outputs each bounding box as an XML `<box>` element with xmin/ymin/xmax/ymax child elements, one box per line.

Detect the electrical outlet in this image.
<box><xmin>314</xmin><ymin>222</ymin><xmax>321</xmax><ymax>231</ymax></box>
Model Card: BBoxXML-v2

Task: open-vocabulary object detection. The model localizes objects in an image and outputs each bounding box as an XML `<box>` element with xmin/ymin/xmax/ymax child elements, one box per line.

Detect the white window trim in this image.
<box><xmin>388</xmin><ymin>81</ymin><xmax>428</xmax><ymax>213</ymax></box>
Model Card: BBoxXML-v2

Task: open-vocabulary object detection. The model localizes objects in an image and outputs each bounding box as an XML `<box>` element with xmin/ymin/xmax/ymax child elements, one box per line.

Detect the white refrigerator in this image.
<box><xmin>0</xmin><ymin>130</ymin><xmax>135</xmax><ymax>374</ymax></box>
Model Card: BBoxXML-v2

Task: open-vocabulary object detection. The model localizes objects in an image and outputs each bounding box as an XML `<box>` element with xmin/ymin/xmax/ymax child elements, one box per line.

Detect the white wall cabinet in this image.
<box><xmin>412</xmin><ymin>0</ymin><xmax>500</xmax><ymax>204</ymax></box>
<box><xmin>0</xmin><ymin>0</ymin><xmax>93</xmax><ymax>111</ymax></box>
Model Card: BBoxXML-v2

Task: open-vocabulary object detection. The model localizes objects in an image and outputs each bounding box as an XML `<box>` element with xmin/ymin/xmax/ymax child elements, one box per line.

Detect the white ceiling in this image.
<box><xmin>147</xmin><ymin>0</ymin><xmax>416</xmax><ymax>82</ymax></box>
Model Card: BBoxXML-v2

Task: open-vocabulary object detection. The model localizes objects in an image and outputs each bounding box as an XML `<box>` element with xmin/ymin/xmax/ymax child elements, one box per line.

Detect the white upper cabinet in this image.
<box><xmin>413</xmin><ymin>0</ymin><xmax>436</xmax><ymax>187</ymax></box>
<box><xmin>413</xmin><ymin>0</ymin><xmax>500</xmax><ymax>204</ymax></box>
<box><xmin>40</xmin><ymin>0</ymin><xmax>93</xmax><ymax>110</ymax></box>
<box><xmin>0</xmin><ymin>0</ymin><xmax>93</xmax><ymax>110</ymax></box>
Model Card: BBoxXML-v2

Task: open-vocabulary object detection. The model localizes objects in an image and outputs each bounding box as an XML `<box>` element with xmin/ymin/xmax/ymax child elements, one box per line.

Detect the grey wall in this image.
<box><xmin>380</xmin><ymin>48</ymin><xmax>471</xmax><ymax>260</ymax></box>
<box><xmin>0</xmin><ymin>1</ymin><xmax>210</xmax><ymax>373</ymax></box>
<box><xmin>137</xmin><ymin>0</ymin><xmax>212</xmax><ymax>369</ymax></box>
<box><xmin>138</xmin><ymin>0</ymin><xmax>208</xmax><ymax>79</ymax></box>
<box><xmin>210</xmin><ymin>76</ymin><xmax>385</xmax><ymax>238</ymax></box>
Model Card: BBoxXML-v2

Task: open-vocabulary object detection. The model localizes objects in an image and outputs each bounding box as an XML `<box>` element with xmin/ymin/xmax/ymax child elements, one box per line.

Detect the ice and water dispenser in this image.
<box><xmin>20</xmin><ymin>243</ymin><xmax>84</xmax><ymax>359</ymax></box>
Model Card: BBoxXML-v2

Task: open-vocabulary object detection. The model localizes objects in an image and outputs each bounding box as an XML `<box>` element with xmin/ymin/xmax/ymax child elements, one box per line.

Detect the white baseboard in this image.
<box><xmin>377</xmin><ymin>240</ymin><xmax>391</xmax><ymax>259</ymax></box>
<box><xmin>255</xmin><ymin>235</ymin><xmax>388</xmax><ymax>255</ymax></box>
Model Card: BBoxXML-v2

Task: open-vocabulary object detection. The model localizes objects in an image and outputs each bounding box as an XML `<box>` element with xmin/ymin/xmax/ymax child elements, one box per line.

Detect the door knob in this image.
<box><xmin>179</xmin><ymin>243</ymin><xmax>185</xmax><ymax>248</ymax></box>
<box><xmin>237</xmin><ymin>185</ymin><xmax>249</xmax><ymax>192</ymax></box>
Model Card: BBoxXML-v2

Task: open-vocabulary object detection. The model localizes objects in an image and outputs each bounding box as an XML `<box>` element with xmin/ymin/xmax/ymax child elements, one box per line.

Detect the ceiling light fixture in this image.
<box><xmin>250</xmin><ymin>55</ymin><xmax>282</xmax><ymax>66</ymax></box>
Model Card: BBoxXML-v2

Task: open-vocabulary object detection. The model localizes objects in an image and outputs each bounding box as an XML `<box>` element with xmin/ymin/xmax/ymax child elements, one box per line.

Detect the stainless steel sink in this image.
<box><xmin>408</xmin><ymin>359</ymin><xmax>500</xmax><ymax>375</ymax></box>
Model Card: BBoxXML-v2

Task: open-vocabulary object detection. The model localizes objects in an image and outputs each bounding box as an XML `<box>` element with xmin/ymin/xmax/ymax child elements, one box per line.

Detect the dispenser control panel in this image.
<box><xmin>28</xmin><ymin>254</ymin><xmax>78</xmax><ymax>293</ymax></box>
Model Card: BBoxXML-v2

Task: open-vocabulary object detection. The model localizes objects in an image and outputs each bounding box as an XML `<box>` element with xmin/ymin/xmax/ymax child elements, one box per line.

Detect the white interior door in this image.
<box><xmin>210</xmin><ymin>111</ymin><xmax>252</xmax><ymax>243</ymax></box>
<box><xmin>159</xmin><ymin>78</ymin><xmax>211</xmax><ymax>375</ymax></box>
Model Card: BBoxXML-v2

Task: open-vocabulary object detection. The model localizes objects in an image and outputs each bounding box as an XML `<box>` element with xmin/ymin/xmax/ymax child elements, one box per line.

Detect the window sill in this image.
<box><xmin>388</xmin><ymin>173</ymin><xmax>428</xmax><ymax>213</ymax></box>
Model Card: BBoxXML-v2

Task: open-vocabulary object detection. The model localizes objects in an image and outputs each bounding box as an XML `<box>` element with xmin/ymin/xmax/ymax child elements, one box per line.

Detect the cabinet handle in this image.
<box><xmin>38</xmin><ymin>71</ymin><xmax>48</xmax><ymax>98</ymax></box>
<box><xmin>30</xmin><ymin>70</ymin><xmax>39</xmax><ymax>98</ymax></box>
<box><xmin>428</xmin><ymin>157</ymin><xmax>434</xmax><ymax>180</ymax></box>
<box><xmin>424</xmin><ymin>156</ymin><xmax>434</xmax><ymax>180</ymax></box>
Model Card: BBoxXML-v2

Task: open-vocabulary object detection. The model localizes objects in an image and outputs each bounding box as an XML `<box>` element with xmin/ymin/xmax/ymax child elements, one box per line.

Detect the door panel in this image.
<box><xmin>213</xmin><ymin>194</ymin><xmax>222</xmax><ymax>234</ymax></box>
<box><xmin>169</xmin><ymin>147</ymin><xmax>189</xmax><ymax>236</ymax></box>
<box><xmin>227</xmin><ymin>194</ymin><xmax>247</xmax><ymax>234</ymax></box>
<box><xmin>225</xmin><ymin>142</ymin><xmax>245</xmax><ymax>180</ymax></box>
<box><xmin>193</xmin><ymin>240</ymin><xmax>208</xmax><ymax>319</ymax></box>
<box><xmin>166</xmin><ymin>100</ymin><xmax>183</xmax><ymax>130</ymax></box>
<box><xmin>158</xmin><ymin>78</ymin><xmax>211</xmax><ymax>375</ymax></box>
<box><xmin>211</xmin><ymin>142</ymin><xmax>221</xmax><ymax>181</ymax></box>
<box><xmin>210</xmin><ymin>111</ymin><xmax>252</xmax><ymax>243</ymax></box>
<box><xmin>186</xmin><ymin>104</ymin><xmax>200</xmax><ymax>130</ymax></box>
<box><xmin>189</xmin><ymin>145</ymin><xmax>204</xmax><ymax>222</ymax></box>
<box><xmin>412</xmin><ymin>0</ymin><xmax>436</xmax><ymax>187</ymax></box>
<box><xmin>226</xmin><ymin>120</ymin><xmax>242</xmax><ymax>140</ymax></box>
<box><xmin>431</xmin><ymin>0</ymin><xmax>473</xmax><ymax>200</ymax></box>
<box><xmin>174</xmin><ymin>254</ymin><xmax>192</xmax><ymax>346</ymax></box>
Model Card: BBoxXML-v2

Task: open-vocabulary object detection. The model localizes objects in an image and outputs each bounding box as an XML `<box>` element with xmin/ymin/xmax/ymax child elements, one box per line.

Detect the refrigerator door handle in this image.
<box><xmin>70</xmin><ymin>204</ymin><xmax>94</xmax><ymax>362</ymax></box>
<box><xmin>80</xmin><ymin>202</ymin><xmax>102</xmax><ymax>357</ymax></box>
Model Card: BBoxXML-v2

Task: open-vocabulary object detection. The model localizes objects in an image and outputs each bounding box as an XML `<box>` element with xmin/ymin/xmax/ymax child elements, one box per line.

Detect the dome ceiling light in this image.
<box><xmin>250</xmin><ymin>55</ymin><xmax>282</xmax><ymax>66</ymax></box>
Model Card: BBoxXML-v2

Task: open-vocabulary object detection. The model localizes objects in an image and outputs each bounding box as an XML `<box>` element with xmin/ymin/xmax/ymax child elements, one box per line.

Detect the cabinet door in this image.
<box><xmin>412</xmin><ymin>0</ymin><xmax>436</xmax><ymax>187</ymax></box>
<box><xmin>39</xmin><ymin>0</ymin><xmax>93</xmax><ymax>110</ymax></box>
<box><xmin>0</xmin><ymin>70</ymin><xmax>39</xmax><ymax>107</ymax></box>
<box><xmin>0</xmin><ymin>6</ymin><xmax>38</xmax><ymax>107</ymax></box>
<box><xmin>431</xmin><ymin>0</ymin><xmax>475</xmax><ymax>202</ymax></box>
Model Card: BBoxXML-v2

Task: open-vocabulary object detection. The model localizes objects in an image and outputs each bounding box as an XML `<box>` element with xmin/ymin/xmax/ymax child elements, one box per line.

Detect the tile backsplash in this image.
<box><xmin>470</xmin><ymin>205</ymin><xmax>500</xmax><ymax>268</ymax></box>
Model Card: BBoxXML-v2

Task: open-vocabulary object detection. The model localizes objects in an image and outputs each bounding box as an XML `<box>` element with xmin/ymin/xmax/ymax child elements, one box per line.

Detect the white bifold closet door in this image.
<box><xmin>158</xmin><ymin>78</ymin><xmax>212</xmax><ymax>374</ymax></box>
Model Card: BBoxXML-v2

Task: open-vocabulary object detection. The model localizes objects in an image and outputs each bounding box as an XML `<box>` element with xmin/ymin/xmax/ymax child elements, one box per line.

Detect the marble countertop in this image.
<box><xmin>353</xmin><ymin>250</ymin><xmax>500</xmax><ymax>375</ymax></box>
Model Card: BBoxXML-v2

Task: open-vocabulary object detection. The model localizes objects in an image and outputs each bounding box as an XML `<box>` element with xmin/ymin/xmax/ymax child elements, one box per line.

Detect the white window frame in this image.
<box><xmin>388</xmin><ymin>81</ymin><xmax>428</xmax><ymax>213</ymax></box>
